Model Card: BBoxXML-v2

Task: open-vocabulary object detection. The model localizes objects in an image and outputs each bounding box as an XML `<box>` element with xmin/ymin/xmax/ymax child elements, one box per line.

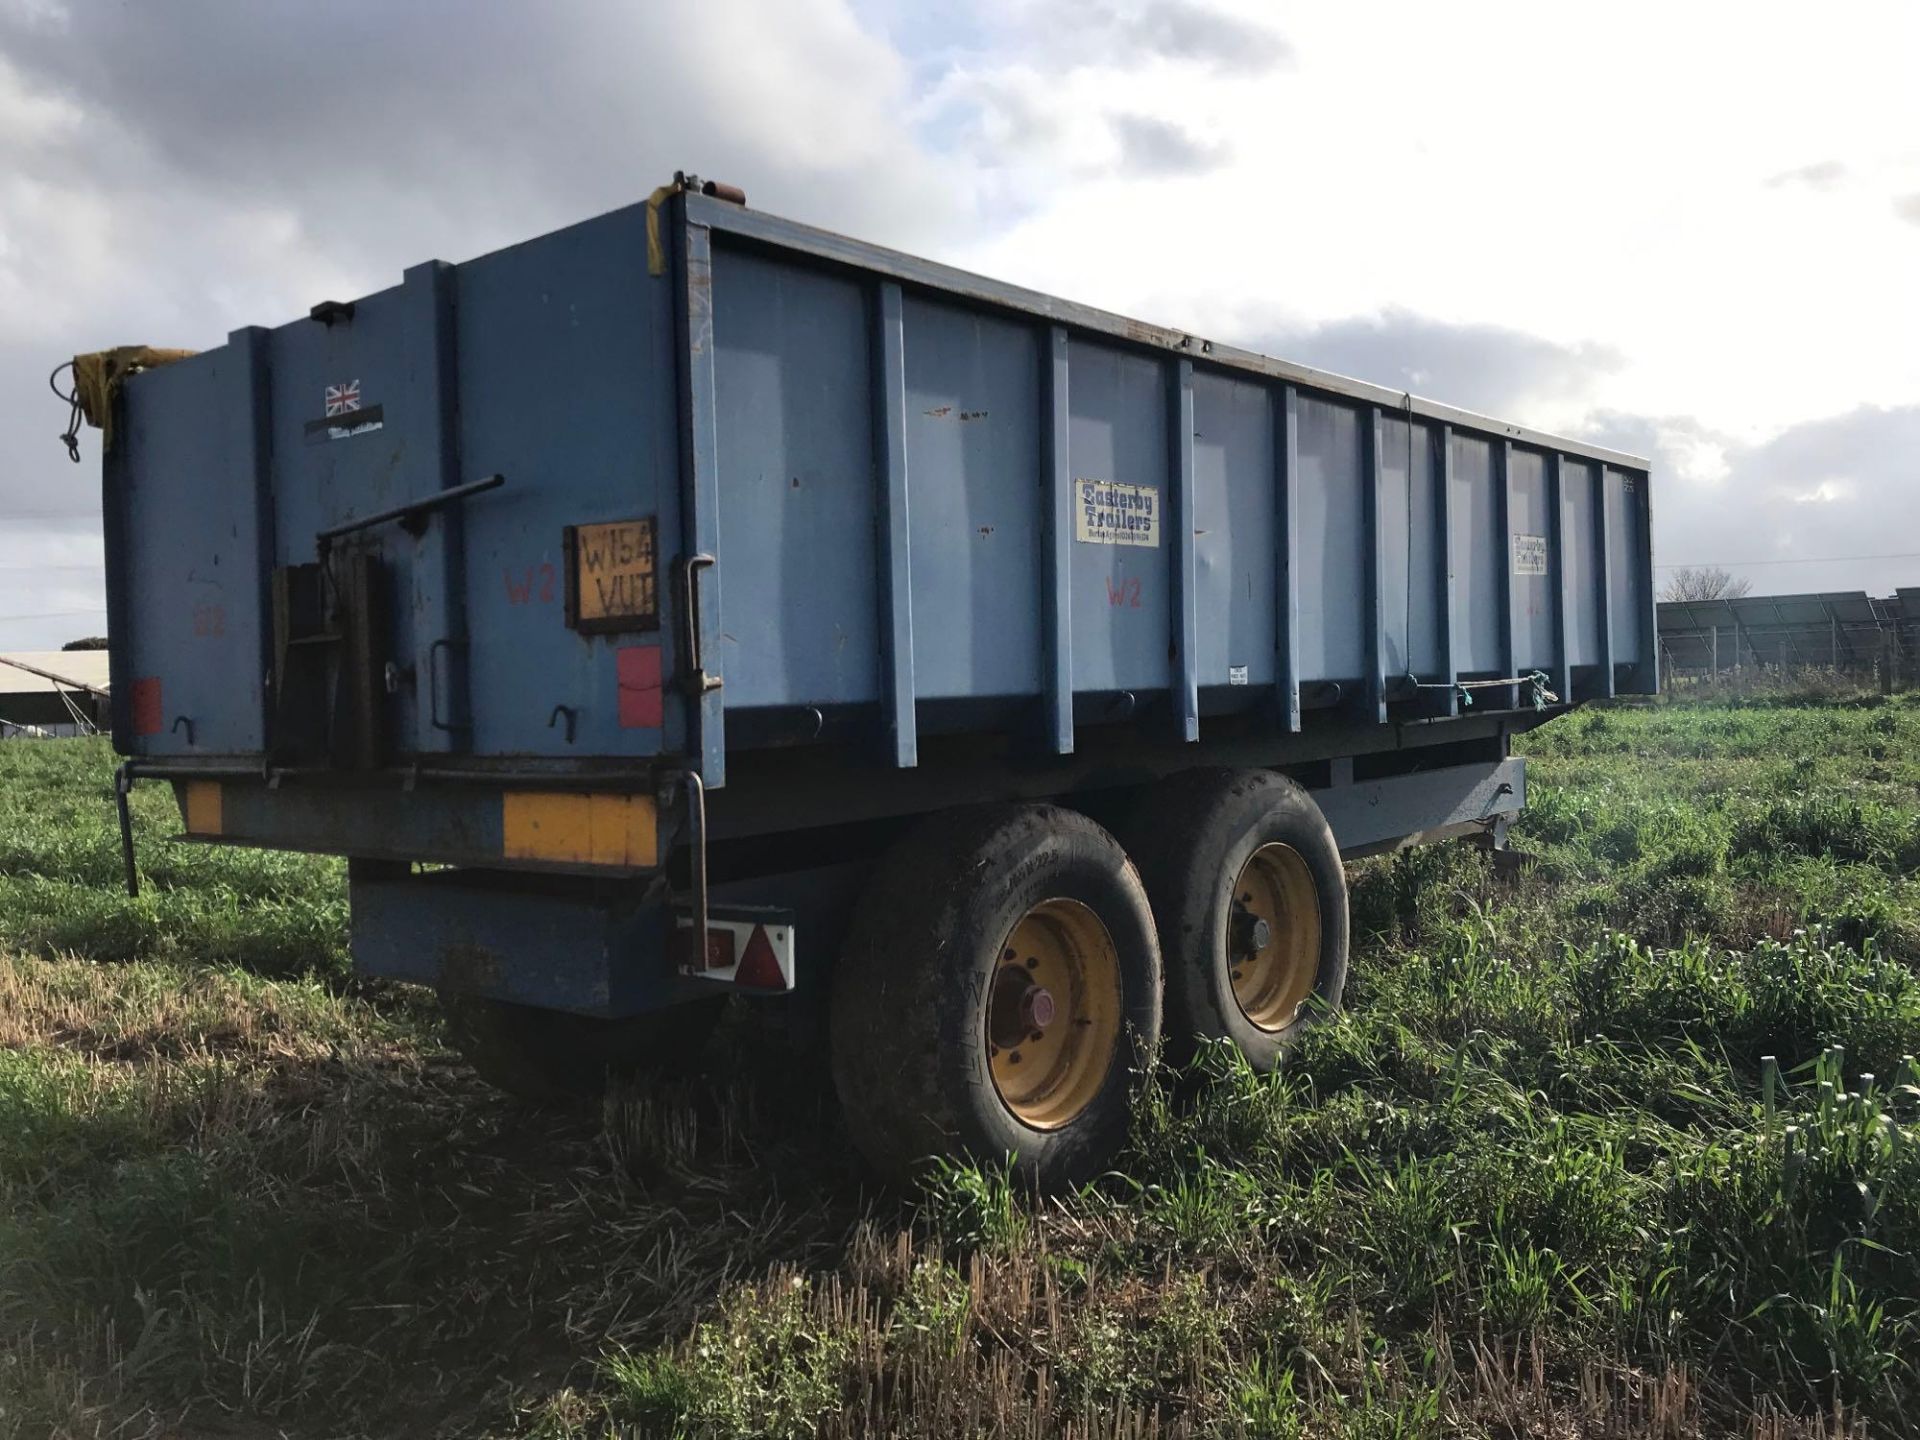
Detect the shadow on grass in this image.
<box><xmin>0</xmin><ymin>997</ymin><xmax>883</xmax><ymax>1439</ymax></box>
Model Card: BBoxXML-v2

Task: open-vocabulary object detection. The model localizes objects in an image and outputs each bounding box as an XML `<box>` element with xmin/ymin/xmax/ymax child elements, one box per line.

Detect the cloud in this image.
<box><xmin>1765</xmin><ymin>159</ymin><xmax>1847</xmax><ymax>190</ymax></box>
<box><xmin>0</xmin><ymin>0</ymin><xmax>979</xmax><ymax>647</ymax></box>
<box><xmin>1895</xmin><ymin>192</ymin><xmax>1920</xmax><ymax>226</ymax></box>
<box><xmin>1790</xmin><ymin>479</ymin><xmax>1852</xmax><ymax>505</ymax></box>
<box><xmin>958</xmin><ymin>0</ymin><xmax>1292</xmax><ymax>75</ymax></box>
<box><xmin>912</xmin><ymin>3</ymin><xmax>1286</xmax><ymax>194</ymax></box>
<box><xmin>0</xmin><ymin>0</ymin><xmax>968</xmax><ymax>262</ymax></box>
<box><xmin>1584</xmin><ymin>405</ymin><xmax>1920</xmax><ymax>596</ymax></box>
<box><xmin>1118</xmin><ymin>0</ymin><xmax>1292</xmax><ymax>73</ymax></box>
<box><xmin>1227</xmin><ymin>307</ymin><xmax>1623</xmax><ymax>426</ymax></box>
<box><xmin>1109</xmin><ymin>113</ymin><xmax>1232</xmax><ymax>176</ymax></box>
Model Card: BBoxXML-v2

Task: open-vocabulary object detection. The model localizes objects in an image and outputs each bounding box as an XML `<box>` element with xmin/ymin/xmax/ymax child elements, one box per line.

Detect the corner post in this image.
<box><xmin>1170</xmin><ymin>358</ymin><xmax>1199</xmax><ymax>742</ymax></box>
<box><xmin>873</xmin><ymin>281</ymin><xmax>916</xmax><ymax>767</ymax></box>
<box><xmin>675</xmin><ymin>199</ymin><xmax>726</xmax><ymax>786</ymax></box>
<box><xmin>1365</xmin><ymin>405</ymin><xmax>1389</xmax><ymax>723</ymax></box>
<box><xmin>1437</xmin><ymin>424</ymin><xmax>1458</xmax><ymax>716</ymax></box>
<box><xmin>1550</xmin><ymin>453</ymin><xmax>1573</xmax><ymax>705</ymax></box>
<box><xmin>1275</xmin><ymin>385</ymin><xmax>1302</xmax><ymax>731</ymax></box>
<box><xmin>1498</xmin><ymin>439</ymin><xmax>1518</xmax><ymax>710</ymax></box>
<box><xmin>1597</xmin><ymin>466</ymin><xmax>1617</xmax><ymax>697</ymax></box>
<box><xmin>401</xmin><ymin>261</ymin><xmax>464</xmax><ymax>754</ymax></box>
<box><xmin>1043</xmin><ymin>326</ymin><xmax>1074</xmax><ymax>754</ymax></box>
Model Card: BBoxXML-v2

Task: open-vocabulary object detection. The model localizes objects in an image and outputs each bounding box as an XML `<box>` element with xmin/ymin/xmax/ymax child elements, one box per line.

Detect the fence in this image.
<box><xmin>1658</xmin><ymin>589</ymin><xmax>1917</xmax><ymax>691</ymax></box>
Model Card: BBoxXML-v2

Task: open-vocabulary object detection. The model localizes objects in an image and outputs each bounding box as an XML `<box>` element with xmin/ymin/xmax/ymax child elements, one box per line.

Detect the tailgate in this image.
<box><xmin>106</xmin><ymin>203</ymin><xmax>685</xmax><ymax>770</ymax></box>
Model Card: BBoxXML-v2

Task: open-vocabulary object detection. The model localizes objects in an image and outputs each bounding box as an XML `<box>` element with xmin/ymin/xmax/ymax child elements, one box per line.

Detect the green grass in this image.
<box><xmin>0</xmin><ymin>739</ymin><xmax>349</xmax><ymax>976</ymax></box>
<box><xmin>4</xmin><ymin>698</ymin><xmax>1919</xmax><ymax>1437</ymax></box>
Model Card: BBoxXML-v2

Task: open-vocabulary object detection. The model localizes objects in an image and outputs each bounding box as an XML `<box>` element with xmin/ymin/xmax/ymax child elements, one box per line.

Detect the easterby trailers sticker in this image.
<box><xmin>1075</xmin><ymin>479</ymin><xmax>1160</xmax><ymax>547</ymax></box>
<box><xmin>1513</xmin><ymin>534</ymin><xmax>1549</xmax><ymax>576</ymax></box>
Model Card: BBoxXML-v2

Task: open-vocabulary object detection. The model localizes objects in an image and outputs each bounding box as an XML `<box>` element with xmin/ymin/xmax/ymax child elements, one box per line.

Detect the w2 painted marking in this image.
<box><xmin>504</xmin><ymin>564</ymin><xmax>557</xmax><ymax>605</ymax></box>
<box><xmin>1106</xmin><ymin>576</ymin><xmax>1144</xmax><ymax>608</ymax></box>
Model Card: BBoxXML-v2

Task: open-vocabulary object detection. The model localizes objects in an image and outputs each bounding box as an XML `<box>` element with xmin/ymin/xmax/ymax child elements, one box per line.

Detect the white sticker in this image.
<box><xmin>1074</xmin><ymin>479</ymin><xmax>1160</xmax><ymax>547</ymax></box>
<box><xmin>1228</xmin><ymin>665</ymin><xmax>1249</xmax><ymax>686</ymax></box>
<box><xmin>1513</xmin><ymin>533</ymin><xmax>1548</xmax><ymax>576</ymax></box>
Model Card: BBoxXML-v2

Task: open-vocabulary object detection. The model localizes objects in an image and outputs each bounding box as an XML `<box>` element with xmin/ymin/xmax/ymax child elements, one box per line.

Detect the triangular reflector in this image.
<box><xmin>734</xmin><ymin>924</ymin><xmax>786</xmax><ymax>990</ymax></box>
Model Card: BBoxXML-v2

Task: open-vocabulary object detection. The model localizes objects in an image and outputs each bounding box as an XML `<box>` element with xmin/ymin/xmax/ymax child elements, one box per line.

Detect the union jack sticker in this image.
<box><xmin>324</xmin><ymin>380</ymin><xmax>361</xmax><ymax>417</ymax></box>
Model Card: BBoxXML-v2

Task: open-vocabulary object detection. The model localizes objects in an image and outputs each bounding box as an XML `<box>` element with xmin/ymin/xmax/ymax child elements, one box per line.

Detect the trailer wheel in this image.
<box><xmin>1127</xmin><ymin>770</ymin><xmax>1348</xmax><ymax>1073</ymax></box>
<box><xmin>439</xmin><ymin>993</ymin><xmax>724</xmax><ymax>1102</ymax></box>
<box><xmin>829</xmin><ymin>805</ymin><xmax>1161</xmax><ymax>1190</ymax></box>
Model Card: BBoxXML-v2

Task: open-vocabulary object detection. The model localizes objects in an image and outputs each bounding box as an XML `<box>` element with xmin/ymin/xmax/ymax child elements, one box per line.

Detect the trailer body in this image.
<box><xmin>98</xmin><ymin>183</ymin><xmax>1656</xmax><ymax>1027</ymax></box>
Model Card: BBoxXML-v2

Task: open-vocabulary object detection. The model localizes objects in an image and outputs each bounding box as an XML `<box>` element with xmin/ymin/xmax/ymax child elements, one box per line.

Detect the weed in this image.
<box><xmin>604</xmin><ymin>1272</ymin><xmax>854</xmax><ymax>1440</ymax></box>
<box><xmin>922</xmin><ymin>1156</ymin><xmax>1029</xmax><ymax>1251</ymax></box>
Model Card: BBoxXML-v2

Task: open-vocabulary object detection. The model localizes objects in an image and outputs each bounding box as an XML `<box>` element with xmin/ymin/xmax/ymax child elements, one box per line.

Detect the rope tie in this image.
<box><xmin>1410</xmin><ymin>670</ymin><xmax>1560</xmax><ymax>711</ymax></box>
<box><xmin>49</xmin><ymin>361</ymin><xmax>84</xmax><ymax>463</ymax></box>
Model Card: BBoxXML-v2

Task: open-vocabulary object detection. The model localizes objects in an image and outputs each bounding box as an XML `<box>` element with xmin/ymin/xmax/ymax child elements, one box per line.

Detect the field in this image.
<box><xmin>3</xmin><ymin>695</ymin><xmax>1919</xmax><ymax>1438</ymax></box>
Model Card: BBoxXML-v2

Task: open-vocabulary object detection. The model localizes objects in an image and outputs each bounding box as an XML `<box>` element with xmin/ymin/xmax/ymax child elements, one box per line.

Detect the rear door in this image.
<box><xmin>112</xmin><ymin>202</ymin><xmax>685</xmax><ymax>769</ymax></box>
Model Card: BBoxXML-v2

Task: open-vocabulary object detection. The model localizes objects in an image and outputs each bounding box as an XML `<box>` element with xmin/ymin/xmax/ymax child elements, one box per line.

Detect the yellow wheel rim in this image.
<box><xmin>1228</xmin><ymin>843</ymin><xmax>1322</xmax><ymax>1031</ymax></box>
<box><xmin>985</xmin><ymin>898</ymin><xmax>1122</xmax><ymax>1131</ymax></box>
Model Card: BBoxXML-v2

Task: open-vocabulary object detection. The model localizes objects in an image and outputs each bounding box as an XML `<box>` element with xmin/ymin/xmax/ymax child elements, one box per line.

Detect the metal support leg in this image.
<box><xmin>114</xmin><ymin>762</ymin><xmax>139</xmax><ymax>897</ymax></box>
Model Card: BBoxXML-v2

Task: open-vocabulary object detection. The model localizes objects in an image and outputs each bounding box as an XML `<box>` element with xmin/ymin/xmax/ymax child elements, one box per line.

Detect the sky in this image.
<box><xmin>2</xmin><ymin>0</ymin><xmax>1917</xmax><ymax>650</ymax></box>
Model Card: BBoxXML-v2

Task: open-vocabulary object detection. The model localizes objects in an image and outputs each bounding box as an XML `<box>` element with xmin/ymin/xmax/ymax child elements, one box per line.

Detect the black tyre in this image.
<box><xmin>829</xmin><ymin>804</ymin><xmax>1162</xmax><ymax>1190</ymax></box>
<box><xmin>440</xmin><ymin>992</ymin><xmax>724</xmax><ymax>1102</ymax></box>
<box><xmin>1126</xmin><ymin>769</ymin><xmax>1348</xmax><ymax>1072</ymax></box>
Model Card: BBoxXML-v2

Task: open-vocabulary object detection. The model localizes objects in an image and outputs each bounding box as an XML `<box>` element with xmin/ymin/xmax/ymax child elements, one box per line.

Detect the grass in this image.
<box><xmin>2</xmin><ymin>694</ymin><xmax>1919</xmax><ymax>1437</ymax></box>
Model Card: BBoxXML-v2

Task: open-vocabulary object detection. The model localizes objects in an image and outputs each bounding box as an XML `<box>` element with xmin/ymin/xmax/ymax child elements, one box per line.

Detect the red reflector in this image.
<box><xmin>616</xmin><ymin>645</ymin><xmax>663</xmax><ymax>729</ymax></box>
<box><xmin>130</xmin><ymin>677</ymin><xmax>162</xmax><ymax>737</ymax></box>
<box><xmin>734</xmin><ymin>924</ymin><xmax>785</xmax><ymax>990</ymax></box>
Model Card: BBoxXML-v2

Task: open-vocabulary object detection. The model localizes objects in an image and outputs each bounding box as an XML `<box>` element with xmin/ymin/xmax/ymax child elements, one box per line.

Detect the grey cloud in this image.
<box><xmin>0</xmin><ymin>1</ymin><xmax>969</xmax><ymax>271</ymax></box>
<box><xmin>986</xmin><ymin>0</ymin><xmax>1292</xmax><ymax>77</ymax></box>
<box><xmin>1733</xmin><ymin>405</ymin><xmax>1920</xmax><ymax>480</ymax></box>
<box><xmin>1121</xmin><ymin>0</ymin><xmax>1292</xmax><ymax>73</ymax></box>
<box><xmin>893</xmin><ymin>2</ymin><xmax>1288</xmax><ymax>199</ymax></box>
<box><xmin>0</xmin><ymin>506</ymin><xmax>107</xmax><ymax>651</ymax></box>
<box><xmin>946</xmin><ymin>73</ymin><xmax>1068</xmax><ymax>155</ymax></box>
<box><xmin>1581</xmin><ymin>406</ymin><xmax>1920</xmax><ymax>597</ymax></box>
<box><xmin>1233</xmin><ymin>307</ymin><xmax>1623</xmax><ymax>422</ymax></box>
<box><xmin>1895</xmin><ymin>193</ymin><xmax>1920</xmax><ymax>226</ymax></box>
<box><xmin>1765</xmin><ymin>160</ymin><xmax>1847</xmax><ymax>190</ymax></box>
<box><xmin>1110</xmin><ymin>113</ymin><xmax>1231</xmax><ymax>176</ymax></box>
<box><xmin>1573</xmin><ymin>411</ymin><xmax>1715</xmax><ymax>476</ymax></box>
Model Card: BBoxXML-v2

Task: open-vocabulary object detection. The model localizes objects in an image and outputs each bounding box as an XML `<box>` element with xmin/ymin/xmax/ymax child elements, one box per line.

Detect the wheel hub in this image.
<box><xmin>1227</xmin><ymin>843</ymin><xmax>1323</xmax><ymax>1032</ymax></box>
<box><xmin>989</xmin><ymin>966</ymin><xmax>1057</xmax><ymax>1049</ymax></box>
<box><xmin>1230</xmin><ymin>904</ymin><xmax>1272</xmax><ymax>958</ymax></box>
<box><xmin>984</xmin><ymin>898</ymin><xmax>1123</xmax><ymax>1131</ymax></box>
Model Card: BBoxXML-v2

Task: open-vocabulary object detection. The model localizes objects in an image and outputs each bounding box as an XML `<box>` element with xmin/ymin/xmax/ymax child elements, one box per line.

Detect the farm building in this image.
<box><xmin>0</xmin><ymin>651</ymin><xmax>111</xmax><ymax>738</ymax></box>
<box><xmin>1658</xmin><ymin>589</ymin><xmax>1918</xmax><ymax>685</ymax></box>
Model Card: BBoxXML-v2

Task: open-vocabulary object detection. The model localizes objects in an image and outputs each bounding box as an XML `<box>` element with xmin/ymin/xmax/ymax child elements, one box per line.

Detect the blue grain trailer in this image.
<box><xmin>77</xmin><ymin>175</ymin><xmax>1655</xmax><ymax>1186</ymax></box>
